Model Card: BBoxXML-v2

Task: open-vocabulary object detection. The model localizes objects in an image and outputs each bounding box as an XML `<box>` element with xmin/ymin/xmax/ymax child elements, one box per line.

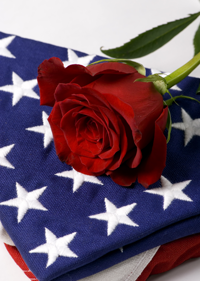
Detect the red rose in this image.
<box><xmin>38</xmin><ymin>58</ymin><xmax>168</xmax><ymax>187</ymax></box>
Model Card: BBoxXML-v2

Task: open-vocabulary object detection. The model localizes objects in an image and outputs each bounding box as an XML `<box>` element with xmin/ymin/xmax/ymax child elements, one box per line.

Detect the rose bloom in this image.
<box><xmin>38</xmin><ymin>58</ymin><xmax>168</xmax><ymax>188</ymax></box>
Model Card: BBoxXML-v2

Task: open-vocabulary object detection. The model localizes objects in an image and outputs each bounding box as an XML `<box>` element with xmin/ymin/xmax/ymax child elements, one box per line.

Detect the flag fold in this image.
<box><xmin>0</xmin><ymin>31</ymin><xmax>200</xmax><ymax>281</ymax></box>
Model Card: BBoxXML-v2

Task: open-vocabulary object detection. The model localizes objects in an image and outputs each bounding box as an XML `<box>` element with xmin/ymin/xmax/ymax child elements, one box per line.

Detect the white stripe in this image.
<box><xmin>0</xmin><ymin>218</ymin><xmax>160</xmax><ymax>281</ymax></box>
<box><xmin>79</xmin><ymin>246</ymin><xmax>160</xmax><ymax>281</ymax></box>
<box><xmin>0</xmin><ymin>221</ymin><xmax>15</xmax><ymax>246</ymax></box>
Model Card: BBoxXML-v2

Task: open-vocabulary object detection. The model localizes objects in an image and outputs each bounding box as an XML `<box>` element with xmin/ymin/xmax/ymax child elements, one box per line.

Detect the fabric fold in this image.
<box><xmin>0</xmin><ymin>31</ymin><xmax>200</xmax><ymax>280</ymax></box>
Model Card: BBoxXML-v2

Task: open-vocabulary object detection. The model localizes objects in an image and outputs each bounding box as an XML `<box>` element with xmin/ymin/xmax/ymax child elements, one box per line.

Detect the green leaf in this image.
<box><xmin>196</xmin><ymin>82</ymin><xmax>200</xmax><ymax>94</ymax></box>
<box><xmin>135</xmin><ymin>74</ymin><xmax>168</xmax><ymax>95</ymax></box>
<box><xmin>165</xmin><ymin>108</ymin><xmax>172</xmax><ymax>143</ymax></box>
<box><xmin>165</xmin><ymin>95</ymin><xmax>200</xmax><ymax>107</ymax></box>
<box><xmin>194</xmin><ymin>24</ymin><xmax>200</xmax><ymax>56</ymax></box>
<box><xmin>88</xmin><ymin>58</ymin><xmax>146</xmax><ymax>75</ymax></box>
<box><xmin>121</xmin><ymin>60</ymin><xmax>146</xmax><ymax>76</ymax></box>
<box><xmin>135</xmin><ymin>74</ymin><xmax>164</xmax><ymax>83</ymax></box>
<box><xmin>101</xmin><ymin>12</ymin><xmax>200</xmax><ymax>59</ymax></box>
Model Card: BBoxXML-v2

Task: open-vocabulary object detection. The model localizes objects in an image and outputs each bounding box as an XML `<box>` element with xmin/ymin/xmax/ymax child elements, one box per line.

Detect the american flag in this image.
<box><xmin>0</xmin><ymin>31</ymin><xmax>200</xmax><ymax>281</ymax></box>
<box><xmin>3</xmin><ymin>232</ymin><xmax>200</xmax><ymax>280</ymax></box>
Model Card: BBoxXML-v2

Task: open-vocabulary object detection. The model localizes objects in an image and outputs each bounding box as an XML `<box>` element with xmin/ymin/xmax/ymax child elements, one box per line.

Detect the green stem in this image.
<box><xmin>165</xmin><ymin>52</ymin><xmax>200</xmax><ymax>89</ymax></box>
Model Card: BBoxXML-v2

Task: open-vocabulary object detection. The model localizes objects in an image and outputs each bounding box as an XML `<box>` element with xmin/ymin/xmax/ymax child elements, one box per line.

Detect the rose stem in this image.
<box><xmin>165</xmin><ymin>52</ymin><xmax>200</xmax><ymax>89</ymax></box>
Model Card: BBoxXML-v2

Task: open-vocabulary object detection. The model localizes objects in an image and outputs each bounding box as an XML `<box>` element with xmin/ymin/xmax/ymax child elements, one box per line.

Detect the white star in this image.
<box><xmin>26</xmin><ymin>111</ymin><xmax>53</xmax><ymax>148</ymax></box>
<box><xmin>0</xmin><ymin>183</ymin><xmax>47</xmax><ymax>223</ymax></box>
<box><xmin>145</xmin><ymin>176</ymin><xmax>192</xmax><ymax>210</ymax></box>
<box><xmin>89</xmin><ymin>198</ymin><xmax>138</xmax><ymax>236</ymax></box>
<box><xmin>172</xmin><ymin>108</ymin><xmax>200</xmax><ymax>146</ymax></box>
<box><xmin>0</xmin><ymin>72</ymin><xmax>39</xmax><ymax>106</ymax></box>
<box><xmin>151</xmin><ymin>69</ymin><xmax>182</xmax><ymax>91</ymax></box>
<box><xmin>55</xmin><ymin>168</ymin><xmax>103</xmax><ymax>192</ymax></box>
<box><xmin>63</xmin><ymin>49</ymin><xmax>95</xmax><ymax>67</ymax></box>
<box><xmin>29</xmin><ymin>228</ymin><xmax>78</xmax><ymax>267</ymax></box>
<box><xmin>0</xmin><ymin>144</ymin><xmax>15</xmax><ymax>169</ymax></box>
<box><xmin>0</xmin><ymin>36</ymin><xmax>16</xmax><ymax>58</ymax></box>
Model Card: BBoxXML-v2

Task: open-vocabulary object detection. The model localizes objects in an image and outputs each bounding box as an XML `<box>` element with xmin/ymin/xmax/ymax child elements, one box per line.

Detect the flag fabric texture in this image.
<box><xmin>0</xmin><ymin>31</ymin><xmax>200</xmax><ymax>281</ymax></box>
<box><xmin>4</xmin><ymin>232</ymin><xmax>200</xmax><ymax>281</ymax></box>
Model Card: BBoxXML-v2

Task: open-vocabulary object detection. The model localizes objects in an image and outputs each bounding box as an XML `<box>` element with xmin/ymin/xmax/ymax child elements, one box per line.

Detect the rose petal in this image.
<box><xmin>98</xmin><ymin>127</ymin><xmax>120</xmax><ymax>159</ymax></box>
<box><xmin>87</xmin><ymin>73</ymin><xmax>163</xmax><ymax>149</ymax></box>
<box><xmin>127</xmin><ymin>144</ymin><xmax>143</xmax><ymax>168</ymax></box>
<box><xmin>66</xmin><ymin>153</ymin><xmax>93</xmax><ymax>176</ymax></box>
<box><xmin>98</xmin><ymin>105</ymin><xmax>120</xmax><ymax>135</ymax></box>
<box><xmin>48</xmin><ymin>101</ymin><xmax>93</xmax><ymax>175</ymax></box>
<box><xmin>105</xmin><ymin>117</ymin><xmax>128</xmax><ymax>170</ymax></box>
<box><xmin>76</xmin><ymin>117</ymin><xmax>104</xmax><ymax>156</ymax></box>
<box><xmin>77</xmin><ymin>117</ymin><xmax>103</xmax><ymax>142</ymax></box>
<box><xmin>48</xmin><ymin>103</ymin><xmax>71</xmax><ymax>162</ymax></box>
<box><xmin>137</xmin><ymin>107</ymin><xmax>168</xmax><ymax>188</ymax></box>
<box><xmin>60</xmin><ymin>108</ymin><xmax>94</xmax><ymax>158</ymax></box>
<box><xmin>108</xmin><ymin>164</ymin><xmax>137</xmax><ymax>187</ymax></box>
<box><xmin>104</xmin><ymin>93</ymin><xmax>144</xmax><ymax>169</ymax></box>
<box><xmin>37</xmin><ymin>58</ymin><xmax>90</xmax><ymax>106</ymax></box>
<box><xmin>61</xmin><ymin>105</ymin><xmax>108</xmax><ymax>157</ymax></box>
<box><xmin>80</xmin><ymin>154</ymin><xmax>113</xmax><ymax>175</ymax></box>
<box><xmin>86</xmin><ymin>71</ymin><xmax>162</xmax><ymax>117</ymax></box>
<box><xmin>58</xmin><ymin>87</ymin><xmax>112</xmax><ymax>117</ymax></box>
<box><xmin>54</xmin><ymin>83</ymin><xmax>82</xmax><ymax>103</ymax></box>
<box><xmin>75</xmin><ymin>108</ymin><xmax>118</xmax><ymax>157</ymax></box>
<box><xmin>87</xmin><ymin>62</ymin><xmax>137</xmax><ymax>76</ymax></box>
<box><xmin>58</xmin><ymin>87</ymin><xmax>122</xmax><ymax>159</ymax></box>
<box><xmin>103</xmin><ymin>93</ymin><xmax>141</xmax><ymax>141</ymax></box>
<box><xmin>71</xmin><ymin>73</ymin><xmax>100</xmax><ymax>87</ymax></box>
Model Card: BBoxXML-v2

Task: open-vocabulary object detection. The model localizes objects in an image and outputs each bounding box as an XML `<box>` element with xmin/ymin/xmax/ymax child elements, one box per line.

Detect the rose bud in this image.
<box><xmin>37</xmin><ymin>58</ymin><xmax>168</xmax><ymax>188</ymax></box>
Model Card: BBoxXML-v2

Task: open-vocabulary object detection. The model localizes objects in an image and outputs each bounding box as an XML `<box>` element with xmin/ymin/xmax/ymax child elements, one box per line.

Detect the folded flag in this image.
<box><xmin>5</xmin><ymin>243</ymin><xmax>38</xmax><ymax>281</ymax></box>
<box><xmin>3</xmin><ymin>233</ymin><xmax>200</xmax><ymax>281</ymax></box>
<box><xmin>137</xmin><ymin>233</ymin><xmax>200</xmax><ymax>281</ymax></box>
<box><xmin>0</xmin><ymin>31</ymin><xmax>200</xmax><ymax>281</ymax></box>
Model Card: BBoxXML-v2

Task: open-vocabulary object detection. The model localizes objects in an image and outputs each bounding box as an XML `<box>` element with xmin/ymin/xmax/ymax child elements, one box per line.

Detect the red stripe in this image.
<box><xmin>137</xmin><ymin>233</ymin><xmax>200</xmax><ymax>281</ymax></box>
<box><xmin>4</xmin><ymin>244</ymin><xmax>38</xmax><ymax>281</ymax></box>
<box><xmin>4</xmin><ymin>233</ymin><xmax>200</xmax><ymax>281</ymax></box>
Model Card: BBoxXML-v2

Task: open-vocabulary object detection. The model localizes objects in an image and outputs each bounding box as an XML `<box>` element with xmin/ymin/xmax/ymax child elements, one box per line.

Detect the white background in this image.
<box><xmin>0</xmin><ymin>0</ymin><xmax>200</xmax><ymax>280</ymax></box>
